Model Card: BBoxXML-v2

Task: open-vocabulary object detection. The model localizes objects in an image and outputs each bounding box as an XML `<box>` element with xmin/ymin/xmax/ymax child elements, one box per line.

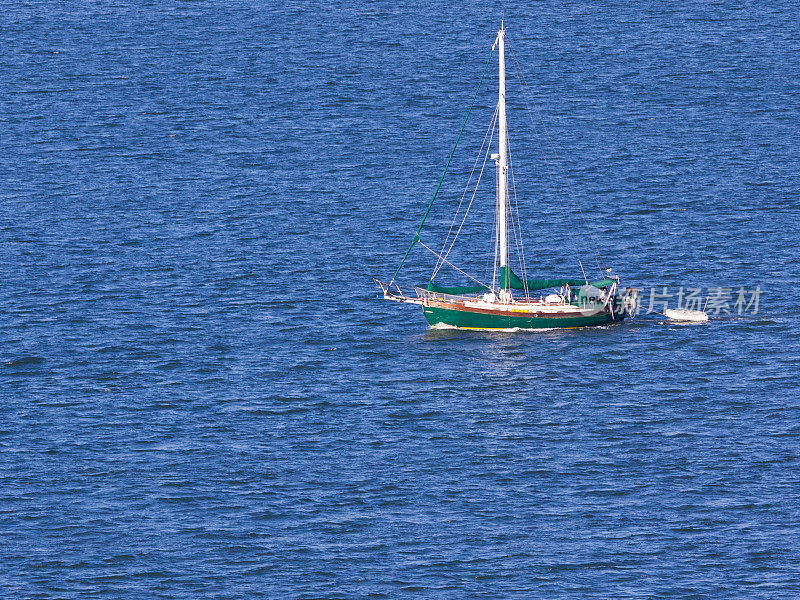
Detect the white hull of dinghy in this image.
<box><xmin>664</xmin><ymin>308</ymin><xmax>709</xmax><ymax>322</ymax></box>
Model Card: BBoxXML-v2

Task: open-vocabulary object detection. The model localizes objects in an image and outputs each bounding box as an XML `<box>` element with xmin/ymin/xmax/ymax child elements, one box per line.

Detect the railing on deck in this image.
<box><xmin>414</xmin><ymin>287</ymin><xmax>487</xmax><ymax>303</ymax></box>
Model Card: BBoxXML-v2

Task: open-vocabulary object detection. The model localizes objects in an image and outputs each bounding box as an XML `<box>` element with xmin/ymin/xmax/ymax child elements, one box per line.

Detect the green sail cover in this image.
<box><xmin>499</xmin><ymin>266</ymin><xmax>586</xmax><ymax>291</ymax></box>
<box><xmin>425</xmin><ymin>268</ymin><xmax>614</xmax><ymax>296</ymax></box>
<box><xmin>501</xmin><ymin>266</ymin><xmax>618</xmax><ymax>290</ymax></box>
<box><xmin>426</xmin><ymin>282</ymin><xmax>488</xmax><ymax>295</ymax></box>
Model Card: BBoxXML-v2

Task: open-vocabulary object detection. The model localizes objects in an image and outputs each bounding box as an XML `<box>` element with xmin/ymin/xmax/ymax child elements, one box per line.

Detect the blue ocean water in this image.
<box><xmin>2</xmin><ymin>1</ymin><xmax>799</xmax><ymax>597</ymax></box>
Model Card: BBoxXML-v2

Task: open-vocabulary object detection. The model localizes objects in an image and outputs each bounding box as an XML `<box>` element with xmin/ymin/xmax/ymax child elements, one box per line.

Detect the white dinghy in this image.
<box><xmin>663</xmin><ymin>308</ymin><xmax>709</xmax><ymax>322</ymax></box>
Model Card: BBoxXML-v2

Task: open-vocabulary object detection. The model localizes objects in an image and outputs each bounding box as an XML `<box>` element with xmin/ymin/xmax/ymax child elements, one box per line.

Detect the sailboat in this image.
<box><xmin>376</xmin><ymin>23</ymin><xmax>638</xmax><ymax>330</ymax></box>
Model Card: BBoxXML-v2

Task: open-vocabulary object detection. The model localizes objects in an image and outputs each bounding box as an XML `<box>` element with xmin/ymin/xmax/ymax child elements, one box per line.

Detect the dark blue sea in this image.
<box><xmin>2</xmin><ymin>2</ymin><xmax>799</xmax><ymax>598</ymax></box>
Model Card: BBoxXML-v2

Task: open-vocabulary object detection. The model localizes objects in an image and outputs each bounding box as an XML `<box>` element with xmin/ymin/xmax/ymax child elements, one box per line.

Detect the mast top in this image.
<box><xmin>493</xmin><ymin>21</ymin><xmax>505</xmax><ymax>50</ymax></box>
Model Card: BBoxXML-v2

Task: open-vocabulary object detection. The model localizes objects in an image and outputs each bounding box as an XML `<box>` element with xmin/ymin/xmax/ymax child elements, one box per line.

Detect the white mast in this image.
<box><xmin>496</xmin><ymin>23</ymin><xmax>509</xmax><ymax>293</ymax></box>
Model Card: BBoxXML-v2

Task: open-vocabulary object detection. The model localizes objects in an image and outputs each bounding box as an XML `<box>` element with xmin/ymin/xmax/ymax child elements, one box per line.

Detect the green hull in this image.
<box><xmin>423</xmin><ymin>304</ymin><xmax>623</xmax><ymax>330</ymax></box>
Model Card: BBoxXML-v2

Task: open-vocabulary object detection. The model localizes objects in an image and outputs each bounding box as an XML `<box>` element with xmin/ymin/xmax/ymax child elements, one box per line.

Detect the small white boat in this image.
<box><xmin>663</xmin><ymin>308</ymin><xmax>709</xmax><ymax>322</ymax></box>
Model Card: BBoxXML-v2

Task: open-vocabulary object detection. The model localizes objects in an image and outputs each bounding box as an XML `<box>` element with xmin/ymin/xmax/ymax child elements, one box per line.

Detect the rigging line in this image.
<box><xmin>509</xmin><ymin>36</ymin><xmax>602</xmax><ymax>275</ymax></box>
<box><xmin>504</xmin><ymin>59</ymin><xmax>583</xmax><ymax>279</ymax></box>
<box><xmin>504</xmin><ymin>46</ymin><xmax>587</xmax><ymax>281</ymax></box>
<box><xmin>510</xmin><ymin>181</ymin><xmax>528</xmax><ymax>297</ymax></box>
<box><xmin>433</xmin><ymin>107</ymin><xmax>496</xmax><ymax>276</ymax></box>
<box><xmin>483</xmin><ymin>199</ymin><xmax>496</xmax><ymax>292</ymax></box>
<box><xmin>508</xmin><ymin>37</ymin><xmax>605</xmax><ymax>280</ymax></box>
<box><xmin>492</xmin><ymin>166</ymin><xmax>499</xmax><ymax>290</ymax></box>
<box><xmin>386</xmin><ymin>47</ymin><xmax>496</xmax><ymax>290</ymax></box>
<box><xmin>434</xmin><ymin>105</ymin><xmax>499</xmax><ymax>276</ymax></box>
<box><xmin>417</xmin><ymin>239</ymin><xmax>492</xmax><ymax>290</ymax></box>
<box><xmin>480</xmin><ymin>159</ymin><xmax>497</xmax><ymax>292</ymax></box>
<box><xmin>513</xmin><ymin>179</ymin><xmax>530</xmax><ymax>296</ymax></box>
<box><xmin>506</xmin><ymin>135</ymin><xmax>525</xmax><ymax>295</ymax></box>
<box><xmin>506</xmin><ymin>36</ymin><xmax>606</xmax><ymax>279</ymax></box>
<box><xmin>507</xmin><ymin>133</ymin><xmax>530</xmax><ymax>298</ymax></box>
<box><xmin>432</xmin><ymin>107</ymin><xmax>498</xmax><ymax>280</ymax></box>
<box><xmin>517</xmin><ymin>120</ymin><xmax>587</xmax><ymax>283</ymax></box>
<box><xmin>510</xmin><ymin>175</ymin><xmax>529</xmax><ymax>298</ymax></box>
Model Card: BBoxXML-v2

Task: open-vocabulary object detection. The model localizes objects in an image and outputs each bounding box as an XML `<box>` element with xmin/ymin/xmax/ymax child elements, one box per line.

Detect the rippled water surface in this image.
<box><xmin>2</xmin><ymin>2</ymin><xmax>799</xmax><ymax>598</ymax></box>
